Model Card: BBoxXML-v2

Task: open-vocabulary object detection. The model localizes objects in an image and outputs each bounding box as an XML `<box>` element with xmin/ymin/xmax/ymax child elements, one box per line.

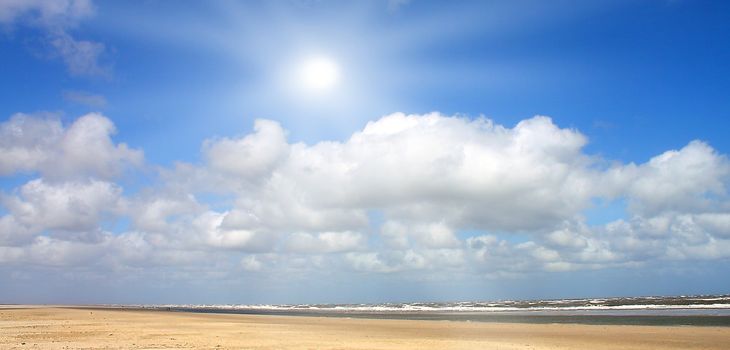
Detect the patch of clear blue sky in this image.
<box><xmin>100</xmin><ymin>217</ymin><xmax>131</xmax><ymax>235</ymax></box>
<box><xmin>0</xmin><ymin>1</ymin><xmax>725</xmax><ymax>168</ymax></box>
<box><xmin>584</xmin><ymin>198</ymin><xmax>628</xmax><ymax>226</ymax></box>
<box><xmin>1</xmin><ymin>0</ymin><xmax>729</xmax><ymax>223</ymax></box>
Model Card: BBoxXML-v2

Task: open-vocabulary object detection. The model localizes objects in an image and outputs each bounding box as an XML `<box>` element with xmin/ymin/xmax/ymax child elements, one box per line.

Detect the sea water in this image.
<box><xmin>118</xmin><ymin>294</ymin><xmax>730</xmax><ymax>326</ymax></box>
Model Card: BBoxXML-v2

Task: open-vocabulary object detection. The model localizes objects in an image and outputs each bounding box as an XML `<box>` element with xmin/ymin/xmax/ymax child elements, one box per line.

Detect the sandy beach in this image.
<box><xmin>1</xmin><ymin>307</ymin><xmax>729</xmax><ymax>349</ymax></box>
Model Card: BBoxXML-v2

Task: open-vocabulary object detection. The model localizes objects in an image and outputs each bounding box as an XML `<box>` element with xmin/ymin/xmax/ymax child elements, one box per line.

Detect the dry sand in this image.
<box><xmin>1</xmin><ymin>306</ymin><xmax>729</xmax><ymax>349</ymax></box>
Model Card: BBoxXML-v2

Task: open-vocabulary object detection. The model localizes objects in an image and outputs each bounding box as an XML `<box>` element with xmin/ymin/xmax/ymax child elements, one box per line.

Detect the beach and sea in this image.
<box><xmin>2</xmin><ymin>295</ymin><xmax>730</xmax><ymax>349</ymax></box>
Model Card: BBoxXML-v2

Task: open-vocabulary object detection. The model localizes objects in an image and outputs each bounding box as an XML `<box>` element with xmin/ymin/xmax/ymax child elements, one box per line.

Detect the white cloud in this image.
<box><xmin>0</xmin><ymin>215</ymin><xmax>34</xmax><ymax>245</ymax></box>
<box><xmin>2</xmin><ymin>112</ymin><xmax>730</xmax><ymax>282</ymax></box>
<box><xmin>146</xmin><ymin>113</ymin><xmax>730</xmax><ymax>276</ymax></box>
<box><xmin>346</xmin><ymin>252</ymin><xmax>400</xmax><ymax>273</ymax></box>
<box><xmin>695</xmin><ymin>213</ymin><xmax>730</xmax><ymax>238</ymax></box>
<box><xmin>0</xmin><ymin>113</ymin><xmax>63</xmax><ymax>175</ymax></box>
<box><xmin>198</xmin><ymin>113</ymin><xmax>595</xmax><ymax>235</ymax></box>
<box><xmin>0</xmin><ymin>178</ymin><xmax>121</xmax><ymax>238</ymax></box>
<box><xmin>602</xmin><ymin>213</ymin><xmax>730</xmax><ymax>262</ymax></box>
<box><xmin>193</xmin><ymin>211</ymin><xmax>272</xmax><ymax>251</ymax></box>
<box><xmin>624</xmin><ymin>141</ymin><xmax>729</xmax><ymax>215</ymax></box>
<box><xmin>0</xmin><ymin>113</ymin><xmax>143</xmax><ymax>179</ymax></box>
<box><xmin>345</xmin><ymin>248</ymin><xmax>465</xmax><ymax>274</ymax></box>
<box><xmin>128</xmin><ymin>192</ymin><xmax>202</xmax><ymax>234</ymax></box>
<box><xmin>285</xmin><ymin>231</ymin><xmax>366</xmax><ymax>253</ymax></box>
<box><xmin>240</xmin><ymin>255</ymin><xmax>262</xmax><ymax>272</ymax></box>
<box><xmin>381</xmin><ymin>221</ymin><xmax>460</xmax><ymax>249</ymax></box>
<box><xmin>203</xmin><ymin>119</ymin><xmax>289</xmax><ymax>182</ymax></box>
<box><xmin>0</xmin><ymin>235</ymin><xmax>105</xmax><ymax>267</ymax></box>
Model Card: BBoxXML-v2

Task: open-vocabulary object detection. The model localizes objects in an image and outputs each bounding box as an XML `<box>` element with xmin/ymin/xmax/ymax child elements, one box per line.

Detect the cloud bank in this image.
<box><xmin>1</xmin><ymin>112</ymin><xmax>729</xmax><ymax>295</ymax></box>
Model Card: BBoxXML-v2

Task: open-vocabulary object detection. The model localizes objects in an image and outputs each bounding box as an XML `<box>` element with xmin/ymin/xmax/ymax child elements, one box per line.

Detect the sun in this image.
<box><xmin>299</xmin><ymin>56</ymin><xmax>340</xmax><ymax>92</ymax></box>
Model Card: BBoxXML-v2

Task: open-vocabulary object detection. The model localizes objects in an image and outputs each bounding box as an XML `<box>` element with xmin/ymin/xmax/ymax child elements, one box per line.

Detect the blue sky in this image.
<box><xmin>1</xmin><ymin>0</ymin><xmax>730</xmax><ymax>304</ymax></box>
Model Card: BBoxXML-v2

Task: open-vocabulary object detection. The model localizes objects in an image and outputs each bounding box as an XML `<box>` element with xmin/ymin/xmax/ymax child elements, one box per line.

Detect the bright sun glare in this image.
<box><xmin>299</xmin><ymin>56</ymin><xmax>340</xmax><ymax>92</ymax></box>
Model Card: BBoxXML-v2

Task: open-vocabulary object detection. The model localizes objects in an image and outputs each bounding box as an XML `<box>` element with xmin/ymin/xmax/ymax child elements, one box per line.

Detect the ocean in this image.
<box><xmin>124</xmin><ymin>294</ymin><xmax>730</xmax><ymax>326</ymax></box>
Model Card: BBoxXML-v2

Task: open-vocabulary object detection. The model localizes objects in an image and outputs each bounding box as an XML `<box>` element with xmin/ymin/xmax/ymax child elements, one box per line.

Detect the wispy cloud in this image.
<box><xmin>62</xmin><ymin>90</ymin><xmax>107</xmax><ymax>108</ymax></box>
<box><xmin>387</xmin><ymin>0</ymin><xmax>412</xmax><ymax>13</ymax></box>
<box><xmin>0</xmin><ymin>0</ymin><xmax>109</xmax><ymax>78</ymax></box>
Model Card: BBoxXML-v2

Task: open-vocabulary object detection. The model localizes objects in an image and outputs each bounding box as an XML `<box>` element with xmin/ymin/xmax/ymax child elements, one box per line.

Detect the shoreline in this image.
<box><xmin>12</xmin><ymin>303</ymin><xmax>730</xmax><ymax>327</ymax></box>
<box><xmin>2</xmin><ymin>307</ymin><xmax>730</xmax><ymax>349</ymax></box>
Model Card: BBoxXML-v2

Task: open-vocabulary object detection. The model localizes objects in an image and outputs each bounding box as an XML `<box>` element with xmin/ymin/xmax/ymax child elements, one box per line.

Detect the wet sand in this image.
<box><xmin>1</xmin><ymin>306</ymin><xmax>729</xmax><ymax>349</ymax></box>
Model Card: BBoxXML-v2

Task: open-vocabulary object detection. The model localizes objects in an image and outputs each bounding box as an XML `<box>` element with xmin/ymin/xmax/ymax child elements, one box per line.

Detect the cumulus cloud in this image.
<box><xmin>0</xmin><ymin>0</ymin><xmax>108</xmax><ymax>77</ymax></box>
<box><xmin>127</xmin><ymin>192</ymin><xmax>202</xmax><ymax>234</ymax></box>
<box><xmin>0</xmin><ymin>112</ymin><xmax>143</xmax><ymax>179</ymax></box>
<box><xmin>381</xmin><ymin>221</ymin><xmax>460</xmax><ymax>249</ymax></box>
<box><xmin>2</xmin><ymin>111</ymin><xmax>730</xmax><ymax>283</ymax></box>
<box><xmin>203</xmin><ymin>119</ymin><xmax>289</xmax><ymax>181</ymax></box>
<box><xmin>1</xmin><ymin>178</ymin><xmax>121</xmax><ymax>235</ymax></box>
<box><xmin>695</xmin><ymin>213</ymin><xmax>730</xmax><ymax>238</ymax></box>
<box><xmin>285</xmin><ymin>231</ymin><xmax>366</xmax><ymax>253</ymax></box>
<box><xmin>617</xmin><ymin>141</ymin><xmax>729</xmax><ymax>215</ymax></box>
<box><xmin>198</xmin><ymin>113</ymin><xmax>595</xmax><ymax>236</ymax></box>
